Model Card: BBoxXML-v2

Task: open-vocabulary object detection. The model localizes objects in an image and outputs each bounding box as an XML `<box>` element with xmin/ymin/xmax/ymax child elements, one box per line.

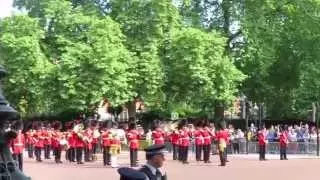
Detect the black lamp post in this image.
<box><xmin>0</xmin><ymin>66</ymin><xmax>30</xmax><ymax>179</ymax></box>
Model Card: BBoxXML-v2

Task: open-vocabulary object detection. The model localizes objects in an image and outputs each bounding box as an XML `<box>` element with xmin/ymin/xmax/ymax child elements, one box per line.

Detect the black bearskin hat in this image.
<box><xmin>11</xmin><ymin>120</ymin><xmax>23</xmax><ymax>130</ymax></box>
<box><xmin>194</xmin><ymin>119</ymin><xmax>203</xmax><ymax>128</ymax></box>
<box><xmin>32</xmin><ymin>121</ymin><xmax>41</xmax><ymax>130</ymax></box>
<box><xmin>90</xmin><ymin>120</ymin><xmax>98</xmax><ymax>128</ymax></box>
<box><xmin>177</xmin><ymin>119</ymin><xmax>187</xmax><ymax>130</ymax></box>
<box><xmin>128</xmin><ymin>122</ymin><xmax>136</xmax><ymax>130</ymax></box>
<box><xmin>53</xmin><ymin>121</ymin><xmax>62</xmax><ymax>130</ymax></box>
<box><xmin>152</xmin><ymin>119</ymin><xmax>161</xmax><ymax>130</ymax></box>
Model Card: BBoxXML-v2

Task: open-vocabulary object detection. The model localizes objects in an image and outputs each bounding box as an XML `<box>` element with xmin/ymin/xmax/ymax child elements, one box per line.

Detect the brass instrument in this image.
<box><xmin>73</xmin><ymin>123</ymin><xmax>85</xmax><ymax>140</ymax></box>
<box><xmin>93</xmin><ymin>129</ymin><xmax>100</xmax><ymax>138</ymax></box>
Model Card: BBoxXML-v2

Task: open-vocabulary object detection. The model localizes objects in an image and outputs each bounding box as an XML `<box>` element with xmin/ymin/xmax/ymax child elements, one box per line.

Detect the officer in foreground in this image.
<box><xmin>118</xmin><ymin>167</ymin><xmax>146</xmax><ymax>180</ymax></box>
<box><xmin>139</xmin><ymin>144</ymin><xmax>167</xmax><ymax>180</ymax></box>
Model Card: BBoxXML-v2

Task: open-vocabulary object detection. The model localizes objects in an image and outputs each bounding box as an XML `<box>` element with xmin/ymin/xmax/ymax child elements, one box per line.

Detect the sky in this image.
<box><xmin>0</xmin><ymin>0</ymin><xmax>14</xmax><ymax>18</ymax></box>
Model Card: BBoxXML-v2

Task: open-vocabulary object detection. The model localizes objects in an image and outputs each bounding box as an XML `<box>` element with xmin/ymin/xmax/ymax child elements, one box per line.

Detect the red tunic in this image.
<box><xmin>43</xmin><ymin>130</ymin><xmax>52</xmax><ymax>146</ymax></box>
<box><xmin>74</xmin><ymin>132</ymin><xmax>85</xmax><ymax>148</ymax></box>
<box><xmin>170</xmin><ymin>130</ymin><xmax>180</xmax><ymax>145</ymax></box>
<box><xmin>216</xmin><ymin>129</ymin><xmax>229</xmax><ymax>143</ymax></box>
<box><xmin>84</xmin><ymin>130</ymin><xmax>93</xmax><ymax>150</ymax></box>
<box><xmin>34</xmin><ymin>131</ymin><xmax>44</xmax><ymax>148</ymax></box>
<box><xmin>12</xmin><ymin>133</ymin><xmax>25</xmax><ymax>154</ymax></box>
<box><xmin>68</xmin><ymin>131</ymin><xmax>76</xmax><ymax>148</ymax></box>
<box><xmin>51</xmin><ymin>131</ymin><xmax>62</xmax><ymax>149</ymax></box>
<box><xmin>258</xmin><ymin>131</ymin><xmax>267</xmax><ymax>145</ymax></box>
<box><xmin>101</xmin><ymin>130</ymin><xmax>111</xmax><ymax>147</ymax></box>
<box><xmin>179</xmin><ymin>129</ymin><xmax>190</xmax><ymax>147</ymax></box>
<box><xmin>194</xmin><ymin>129</ymin><xmax>204</xmax><ymax>145</ymax></box>
<box><xmin>127</xmin><ymin>130</ymin><xmax>140</xmax><ymax>149</ymax></box>
<box><xmin>202</xmin><ymin>127</ymin><xmax>212</xmax><ymax>145</ymax></box>
<box><xmin>152</xmin><ymin>129</ymin><xmax>165</xmax><ymax>145</ymax></box>
<box><xmin>279</xmin><ymin>131</ymin><xmax>288</xmax><ymax>147</ymax></box>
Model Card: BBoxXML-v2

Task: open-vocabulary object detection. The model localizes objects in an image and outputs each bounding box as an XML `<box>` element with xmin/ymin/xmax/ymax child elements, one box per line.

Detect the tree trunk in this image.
<box><xmin>127</xmin><ymin>101</ymin><xmax>136</xmax><ymax>120</ymax></box>
<box><xmin>214</xmin><ymin>102</ymin><xmax>225</xmax><ymax>123</ymax></box>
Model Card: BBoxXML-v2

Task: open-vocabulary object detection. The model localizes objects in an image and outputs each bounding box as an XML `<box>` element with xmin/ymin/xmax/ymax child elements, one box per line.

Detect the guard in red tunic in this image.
<box><xmin>279</xmin><ymin>127</ymin><xmax>288</xmax><ymax>160</ymax></box>
<box><xmin>11</xmin><ymin>121</ymin><xmax>25</xmax><ymax>171</ymax></box>
<box><xmin>202</xmin><ymin>121</ymin><xmax>213</xmax><ymax>163</ymax></box>
<box><xmin>25</xmin><ymin>127</ymin><xmax>35</xmax><ymax>159</ymax></box>
<box><xmin>170</xmin><ymin>128</ymin><xmax>180</xmax><ymax>160</ymax></box>
<box><xmin>43</xmin><ymin>122</ymin><xmax>52</xmax><ymax>159</ymax></box>
<box><xmin>127</xmin><ymin>123</ymin><xmax>140</xmax><ymax>167</ymax></box>
<box><xmin>258</xmin><ymin>126</ymin><xmax>267</xmax><ymax>161</ymax></box>
<box><xmin>152</xmin><ymin>121</ymin><xmax>165</xmax><ymax>145</ymax></box>
<box><xmin>83</xmin><ymin>121</ymin><xmax>93</xmax><ymax>162</ymax></box>
<box><xmin>52</xmin><ymin>121</ymin><xmax>63</xmax><ymax>163</ymax></box>
<box><xmin>179</xmin><ymin>121</ymin><xmax>191</xmax><ymax>164</ymax></box>
<box><xmin>66</xmin><ymin>122</ymin><xmax>76</xmax><ymax>162</ymax></box>
<box><xmin>194</xmin><ymin>120</ymin><xmax>204</xmax><ymax>162</ymax></box>
<box><xmin>34</xmin><ymin>122</ymin><xmax>44</xmax><ymax>162</ymax></box>
<box><xmin>90</xmin><ymin>120</ymin><xmax>99</xmax><ymax>161</ymax></box>
<box><xmin>216</xmin><ymin>122</ymin><xmax>229</xmax><ymax>166</ymax></box>
<box><xmin>101</xmin><ymin>121</ymin><xmax>112</xmax><ymax>166</ymax></box>
<box><xmin>74</xmin><ymin>122</ymin><xmax>85</xmax><ymax>164</ymax></box>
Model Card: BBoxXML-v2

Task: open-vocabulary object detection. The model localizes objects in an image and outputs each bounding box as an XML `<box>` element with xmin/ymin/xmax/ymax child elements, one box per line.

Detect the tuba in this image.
<box><xmin>73</xmin><ymin>123</ymin><xmax>84</xmax><ymax>140</ymax></box>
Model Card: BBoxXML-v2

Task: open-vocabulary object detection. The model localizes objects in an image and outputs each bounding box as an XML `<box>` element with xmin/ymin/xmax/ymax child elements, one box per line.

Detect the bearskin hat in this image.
<box><xmin>24</xmin><ymin>121</ymin><xmax>33</xmax><ymax>131</ymax></box>
<box><xmin>53</xmin><ymin>121</ymin><xmax>62</xmax><ymax>130</ymax></box>
<box><xmin>128</xmin><ymin>122</ymin><xmax>136</xmax><ymax>130</ymax></box>
<box><xmin>11</xmin><ymin>120</ymin><xmax>23</xmax><ymax>130</ymax></box>
<box><xmin>203</xmin><ymin>119</ymin><xmax>210</xmax><ymax>128</ymax></box>
<box><xmin>65</xmin><ymin>121</ymin><xmax>73</xmax><ymax>130</ymax></box>
<box><xmin>32</xmin><ymin>121</ymin><xmax>41</xmax><ymax>130</ymax></box>
<box><xmin>152</xmin><ymin>119</ymin><xmax>161</xmax><ymax>130</ymax></box>
<box><xmin>177</xmin><ymin>119</ymin><xmax>187</xmax><ymax>130</ymax></box>
<box><xmin>90</xmin><ymin>120</ymin><xmax>98</xmax><ymax>128</ymax></box>
<box><xmin>194</xmin><ymin>119</ymin><xmax>203</xmax><ymax>128</ymax></box>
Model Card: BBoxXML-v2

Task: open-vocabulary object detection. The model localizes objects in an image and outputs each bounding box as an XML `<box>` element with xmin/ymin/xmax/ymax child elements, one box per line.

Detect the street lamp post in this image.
<box><xmin>0</xmin><ymin>66</ymin><xmax>30</xmax><ymax>179</ymax></box>
<box><xmin>240</xmin><ymin>95</ymin><xmax>248</xmax><ymax>154</ymax></box>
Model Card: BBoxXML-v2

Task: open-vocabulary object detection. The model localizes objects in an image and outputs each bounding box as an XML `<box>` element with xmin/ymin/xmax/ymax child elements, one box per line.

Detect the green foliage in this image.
<box><xmin>165</xmin><ymin>28</ymin><xmax>245</xmax><ymax>108</ymax></box>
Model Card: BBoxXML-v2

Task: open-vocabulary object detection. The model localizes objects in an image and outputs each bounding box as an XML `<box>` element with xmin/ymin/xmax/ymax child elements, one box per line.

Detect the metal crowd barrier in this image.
<box><xmin>97</xmin><ymin>140</ymin><xmax>320</xmax><ymax>155</ymax></box>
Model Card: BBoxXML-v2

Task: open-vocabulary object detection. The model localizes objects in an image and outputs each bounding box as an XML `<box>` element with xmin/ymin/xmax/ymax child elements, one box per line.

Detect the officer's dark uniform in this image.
<box><xmin>118</xmin><ymin>167</ymin><xmax>146</xmax><ymax>180</ymax></box>
<box><xmin>139</xmin><ymin>144</ymin><xmax>167</xmax><ymax>180</ymax></box>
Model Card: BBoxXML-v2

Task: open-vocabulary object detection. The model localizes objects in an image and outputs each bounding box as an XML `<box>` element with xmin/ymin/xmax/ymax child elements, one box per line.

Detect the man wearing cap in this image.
<box><xmin>139</xmin><ymin>144</ymin><xmax>167</xmax><ymax>180</ymax></box>
<box><xmin>118</xmin><ymin>167</ymin><xmax>147</xmax><ymax>180</ymax></box>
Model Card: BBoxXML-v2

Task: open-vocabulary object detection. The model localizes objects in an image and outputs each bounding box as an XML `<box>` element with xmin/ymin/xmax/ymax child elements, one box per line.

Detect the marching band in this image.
<box><xmin>11</xmin><ymin>118</ymin><xmax>235</xmax><ymax>171</ymax></box>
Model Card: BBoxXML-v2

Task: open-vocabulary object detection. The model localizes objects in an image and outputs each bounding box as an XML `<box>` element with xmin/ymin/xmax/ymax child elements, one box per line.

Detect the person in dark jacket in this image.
<box><xmin>139</xmin><ymin>144</ymin><xmax>167</xmax><ymax>180</ymax></box>
<box><xmin>118</xmin><ymin>167</ymin><xmax>146</xmax><ymax>180</ymax></box>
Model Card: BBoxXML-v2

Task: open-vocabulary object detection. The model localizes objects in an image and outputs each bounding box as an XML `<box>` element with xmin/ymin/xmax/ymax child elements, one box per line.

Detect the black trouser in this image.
<box><xmin>203</xmin><ymin>144</ymin><xmax>211</xmax><ymax>162</ymax></box>
<box><xmin>27</xmin><ymin>144</ymin><xmax>34</xmax><ymax>158</ymax></box>
<box><xmin>34</xmin><ymin>147</ymin><xmax>42</xmax><ymax>161</ymax></box>
<box><xmin>84</xmin><ymin>147</ymin><xmax>92</xmax><ymax>162</ymax></box>
<box><xmin>172</xmin><ymin>144</ymin><xmax>178</xmax><ymax>160</ymax></box>
<box><xmin>233</xmin><ymin>143</ymin><xmax>240</xmax><ymax>154</ymax></box>
<box><xmin>76</xmin><ymin>147</ymin><xmax>83</xmax><ymax>163</ymax></box>
<box><xmin>195</xmin><ymin>145</ymin><xmax>202</xmax><ymax>161</ymax></box>
<box><xmin>130</xmin><ymin>148</ymin><xmax>138</xmax><ymax>167</ymax></box>
<box><xmin>67</xmin><ymin>148</ymin><xmax>76</xmax><ymax>162</ymax></box>
<box><xmin>92</xmin><ymin>143</ymin><xmax>98</xmax><ymax>154</ymax></box>
<box><xmin>259</xmin><ymin>144</ymin><xmax>266</xmax><ymax>160</ymax></box>
<box><xmin>44</xmin><ymin>145</ymin><xmax>51</xmax><ymax>159</ymax></box>
<box><xmin>178</xmin><ymin>145</ymin><xmax>183</xmax><ymax>161</ymax></box>
<box><xmin>13</xmin><ymin>153</ymin><xmax>23</xmax><ymax>171</ymax></box>
<box><xmin>103</xmin><ymin>146</ymin><xmax>111</xmax><ymax>165</ymax></box>
<box><xmin>54</xmin><ymin>148</ymin><xmax>62</xmax><ymax>163</ymax></box>
<box><xmin>219</xmin><ymin>149</ymin><xmax>226</xmax><ymax>166</ymax></box>
<box><xmin>280</xmin><ymin>146</ymin><xmax>287</xmax><ymax>160</ymax></box>
<box><xmin>181</xmin><ymin>146</ymin><xmax>189</xmax><ymax>163</ymax></box>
